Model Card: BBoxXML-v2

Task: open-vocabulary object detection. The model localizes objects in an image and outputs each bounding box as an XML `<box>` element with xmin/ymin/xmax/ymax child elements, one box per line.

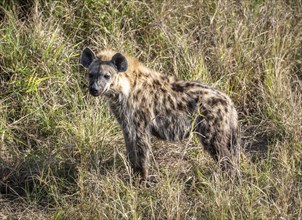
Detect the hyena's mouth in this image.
<box><xmin>89</xmin><ymin>88</ymin><xmax>102</xmax><ymax>97</ymax></box>
<box><xmin>89</xmin><ymin>86</ymin><xmax>109</xmax><ymax>97</ymax></box>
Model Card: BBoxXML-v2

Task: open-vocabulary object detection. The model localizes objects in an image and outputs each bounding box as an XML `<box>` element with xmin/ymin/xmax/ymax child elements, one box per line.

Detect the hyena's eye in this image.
<box><xmin>104</xmin><ymin>74</ymin><xmax>110</xmax><ymax>80</ymax></box>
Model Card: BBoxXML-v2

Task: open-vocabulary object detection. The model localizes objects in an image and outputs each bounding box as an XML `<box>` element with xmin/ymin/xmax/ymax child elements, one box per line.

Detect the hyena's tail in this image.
<box><xmin>229</xmin><ymin>124</ymin><xmax>241</xmax><ymax>173</ymax></box>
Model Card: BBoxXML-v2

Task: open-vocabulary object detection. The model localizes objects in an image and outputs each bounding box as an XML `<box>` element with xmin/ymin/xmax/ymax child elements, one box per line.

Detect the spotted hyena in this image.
<box><xmin>80</xmin><ymin>47</ymin><xmax>240</xmax><ymax>180</ymax></box>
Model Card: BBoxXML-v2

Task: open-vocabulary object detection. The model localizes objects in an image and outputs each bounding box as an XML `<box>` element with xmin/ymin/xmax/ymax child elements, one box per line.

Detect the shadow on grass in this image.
<box><xmin>0</xmin><ymin>154</ymin><xmax>78</xmax><ymax>205</ymax></box>
<box><xmin>240</xmin><ymin>123</ymin><xmax>282</xmax><ymax>163</ymax></box>
<box><xmin>0</xmin><ymin>0</ymin><xmax>35</xmax><ymax>21</ymax></box>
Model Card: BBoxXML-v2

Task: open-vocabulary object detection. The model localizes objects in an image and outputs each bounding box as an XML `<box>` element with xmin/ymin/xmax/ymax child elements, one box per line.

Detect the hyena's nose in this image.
<box><xmin>89</xmin><ymin>87</ymin><xmax>99</xmax><ymax>96</ymax></box>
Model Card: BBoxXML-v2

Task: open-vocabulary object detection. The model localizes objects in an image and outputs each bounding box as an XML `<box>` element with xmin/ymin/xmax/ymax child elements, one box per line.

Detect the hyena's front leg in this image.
<box><xmin>123</xmin><ymin>126</ymin><xmax>151</xmax><ymax>180</ymax></box>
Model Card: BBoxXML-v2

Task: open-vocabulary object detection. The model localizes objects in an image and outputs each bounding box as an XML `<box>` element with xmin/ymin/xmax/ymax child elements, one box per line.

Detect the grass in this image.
<box><xmin>0</xmin><ymin>0</ymin><xmax>301</xmax><ymax>219</ymax></box>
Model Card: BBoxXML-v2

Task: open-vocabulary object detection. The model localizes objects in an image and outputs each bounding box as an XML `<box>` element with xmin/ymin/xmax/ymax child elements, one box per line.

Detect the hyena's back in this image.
<box><xmin>136</xmin><ymin>78</ymin><xmax>240</xmax><ymax>169</ymax></box>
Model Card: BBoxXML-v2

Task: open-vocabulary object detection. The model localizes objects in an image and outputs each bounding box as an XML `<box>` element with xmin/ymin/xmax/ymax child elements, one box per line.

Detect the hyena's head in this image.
<box><xmin>80</xmin><ymin>47</ymin><xmax>128</xmax><ymax>97</ymax></box>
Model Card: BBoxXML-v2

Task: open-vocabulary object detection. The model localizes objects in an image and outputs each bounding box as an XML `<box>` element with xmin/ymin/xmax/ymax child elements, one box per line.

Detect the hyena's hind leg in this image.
<box><xmin>194</xmin><ymin>116</ymin><xmax>238</xmax><ymax>173</ymax></box>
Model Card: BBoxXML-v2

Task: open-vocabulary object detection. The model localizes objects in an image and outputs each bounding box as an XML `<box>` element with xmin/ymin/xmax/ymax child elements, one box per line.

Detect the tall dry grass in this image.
<box><xmin>0</xmin><ymin>0</ymin><xmax>301</xmax><ymax>219</ymax></box>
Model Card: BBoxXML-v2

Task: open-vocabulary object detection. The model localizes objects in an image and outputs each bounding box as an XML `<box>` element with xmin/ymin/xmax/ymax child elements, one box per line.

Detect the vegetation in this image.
<box><xmin>0</xmin><ymin>0</ymin><xmax>301</xmax><ymax>219</ymax></box>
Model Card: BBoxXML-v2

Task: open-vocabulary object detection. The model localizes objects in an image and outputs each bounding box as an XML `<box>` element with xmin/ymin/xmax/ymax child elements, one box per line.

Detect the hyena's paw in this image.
<box><xmin>139</xmin><ymin>175</ymin><xmax>159</xmax><ymax>187</ymax></box>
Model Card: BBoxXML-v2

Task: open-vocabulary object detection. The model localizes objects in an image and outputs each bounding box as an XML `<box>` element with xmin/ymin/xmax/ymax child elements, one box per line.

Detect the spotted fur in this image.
<box><xmin>80</xmin><ymin>47</ymin><xmax>240</xmax><ymax>180</ymax></box>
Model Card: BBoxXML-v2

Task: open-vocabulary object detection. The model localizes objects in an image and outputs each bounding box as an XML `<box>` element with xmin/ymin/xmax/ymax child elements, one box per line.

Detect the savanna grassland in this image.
<box><xmin>0</xmin><ymin>0</ymin><xmax>301</xmax><ymax>219</ymax></box>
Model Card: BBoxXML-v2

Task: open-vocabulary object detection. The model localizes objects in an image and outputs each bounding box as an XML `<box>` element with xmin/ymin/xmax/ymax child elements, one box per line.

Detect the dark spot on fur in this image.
<box><xmin>224</xmin><ymin>106</ymin><xmax>228</xmax><ymax>113</ymax></box>
<box><xmin>142</xmin><ymin>82</ymin><xmax>148</xmax><ymax>88</ymax></box>
<box><xmin>160</xmin><ymin>88</ymin><xmax>167</xmax><ymax>93</ymax></box>
<box><xmin>172</xmin><ymin>83</ymin><xmax>184</xmax><ymax>92</ymax></box>
<box><xmin>184</xmin><ymin>82</ymin><xmax>198</xmax><ymax>88</ymax></box>
<box><xmin>164</xmin><ymin>119</ymin><xmax>170</xmax><ymax>128</ymax></box>
<box><xmin>160</xmin><ymin>75</ymin><xmax>167</xmax><ymax>81</ymax></box>
<box><xmin>137</xmin><ymin>72</ymin><xmax>142</xmax><ymax>78</ymax></box>
<box><xmin>177</xmin><ymin>103</ymin><xmax>186</xmax><ymax>111</ymax></box>
<box><xmin>153</xmin><ymin>79</ymin><xmax>161</xmax><ymax>87</ymax></box>
<box><xmin>166</xmin><ymin>95</ymin><xmax>175</xmax><ymax>108</ymax></box>
<box><xmin>217</xmin><ymin>108</ymin><xmax>222</xmax><ymax>116</ymax></box>
<box><xmin>135</xmin><ymin>110</ymin><xmax>148</xmax><ymax>127</ymax></box>
<box><xmin>151</xmin><ymin>127</ymin><xmax>161</xmax><ymax>137</ymax></box>
<box><xmin>136</xmin><ymin>89</ymin><xmax>141</xmax><ymax>95</ymax></box>
<box><xmin>199</xmin><ymin>105</ymin><xmax>209</xmax><ymax>117</ymax></box>
<box><xmin>133</xmin><ymin>94</ymin><xmax>138</xmax><ymax>101</ymax></box>
<box><xmin>166</xmin><ymin>108</ymin><xmax>172</xmax><ymax>115</ymax></box>
<box><xmin>184</xmin><ymin>82</ymin><xmax>190</xmax><ymax>87</ymax></box>
<box><xmin>200</xmin><ymin>90</ymin><xmax>209</xmax><ymax>95</ymax></box>
<box><xmin>154</xmin><ymin>93</ymin><xmax>159</xmax><ymax>103</ymax></box>
<box><xmin>208</xmin><ymin>98</ymin><xmax>227</xmax><ymax>107</ymax></box>
<box><xmin>219</xmin><ymin>115</ymin><xmax>224</xmax><ymax>122</ymax></box>
<box><xmin>154</xmin><ymin>109</ymin><xmax>160</xmax><ymax>116</ymax></box>
<box><xmin>203</xmin><ymin>132</ymin><xmax>218</xmax><ymax>160</ymax></box>
<box><xmin>133</xmin><ymin>78</ymin><xmax>137</xmax><ymax>88</ymax></box>
<box><xmin>224</xmin><ymin>118</ymin><xmax>228</xmax><ymax>124</ymax></box>
<box><xmin>213</xmin><ymin>116</ymin><xmax>220</xmax><ymax>126</ymax></box>
<box><xmin>187</xmin><ymin>98</ymin><xmax>198</xmax><ymax>112</ymax></box>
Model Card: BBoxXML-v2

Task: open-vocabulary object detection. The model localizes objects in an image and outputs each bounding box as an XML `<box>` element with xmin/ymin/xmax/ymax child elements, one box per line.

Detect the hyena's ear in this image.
<box><xmin>111</xmin><ymin>53</ymin><xmax>128</xmax><ymax>72</ymax></box>
<box><xmin>80</xmin><ymin>47</ymin><xmax>96</xmax><ymax>68</ymax></box>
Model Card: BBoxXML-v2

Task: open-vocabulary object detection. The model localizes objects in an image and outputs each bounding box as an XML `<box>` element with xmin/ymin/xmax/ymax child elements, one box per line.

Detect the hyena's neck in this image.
<box><xmin>105</xmin><ymin>74</ymin><xmax>132</xmax><ymax>126</ymax></box>
<box><xmin>112</xmin><ymin>74</ymin><xmax>131</xmax><ymax>98</ymax></box>
<box><xmin>105</xmin><ymin>90</ymin><xmax>129</xmax><ymax>127</ymax></box>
